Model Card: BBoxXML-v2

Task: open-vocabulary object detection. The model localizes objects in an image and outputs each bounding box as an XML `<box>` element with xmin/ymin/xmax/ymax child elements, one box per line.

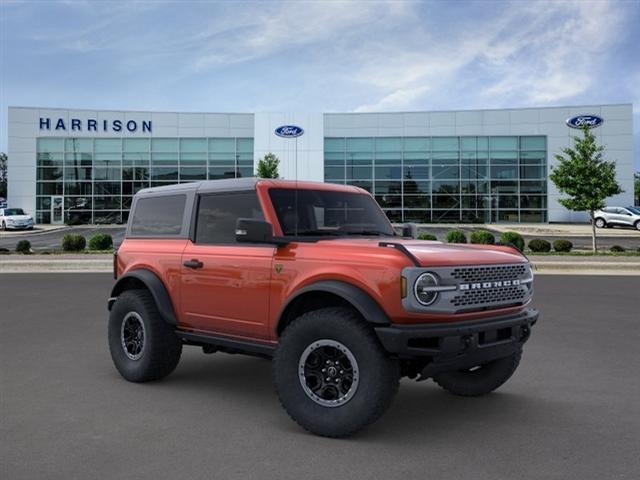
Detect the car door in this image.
<box><xmin>610</xmin><ymin>208</ymin><xmax>628</xmax><ymax>226</ymax></box>
<box><xmin>617</xmin><ymin>208</ymin><xmax>634</xmax><ymax>227</ymax></box>
<box><xmin>180</xmin><ymin>190</ymin><xmax>275</xmax><ymax>340</ymax></box>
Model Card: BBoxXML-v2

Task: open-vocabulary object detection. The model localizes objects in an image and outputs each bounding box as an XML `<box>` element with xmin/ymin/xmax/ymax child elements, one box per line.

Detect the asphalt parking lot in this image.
<box><xmin>1</xmin><ymin>274</ymin><xmax>639</xmax><ymax>479</ymax></box>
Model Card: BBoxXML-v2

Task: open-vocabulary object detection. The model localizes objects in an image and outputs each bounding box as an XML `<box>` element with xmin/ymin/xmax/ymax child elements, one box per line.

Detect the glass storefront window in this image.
<box><xmin>95</xmin><ymin>139</ymin><xmax>122</xmax><ymax>153</ymax></box>
<box><xmin>209</xmin><ymin>138</ymin><xmax>235</xmax><ymax>153</ymax></box>
<box><xmin>123</xmin><ymin>138</ymin><xmax>150</xmax><ymax>152</ymax></box>
<box><xmin>152</xmin><ymin>138</ymin><xmax>179</xmax><ymax>152</ymax></box>
<box><xmin>403</xmin><ymin>137</ymin><xmax>430</xmax><ymax>152</ymax></box>
<box><xmin>180</xmin><ymin>138</ymin><xmax>207</xmax><ymax>152</ymax></box>
<box><xmin>324</xmin><ymin>135</ymin><xmax>547</xmax><ymax>223</ymax></box>
<box><xmin>490</xmin><ymin>137</ymin><xmax>518</xmax><ymax>151</ymax></box>
<box><xmin>346</xmin><ymin>137</ymin><xmax>373</xmax><ymax>152</ymax></box>
<box><xmin>324</xmin><ymin>138</ymin><xmax>345</xmax><ymax>152</ymax></box>
<box><xmin>375</xmin><ymin>137</ymin><xmax>402</xmax><ymax>152</ymax></box>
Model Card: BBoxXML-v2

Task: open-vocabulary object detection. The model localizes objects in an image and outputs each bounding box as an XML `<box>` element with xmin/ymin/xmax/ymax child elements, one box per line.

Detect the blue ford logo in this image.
<box><xmin>566</xmin><ymin>114</ymin><xmax>603</xmax><ymax>129</ymax></box>
<box><xmin>275</xmin><ymin>125</ymin><xmax>304</xmax><ymax>138</ymax></box>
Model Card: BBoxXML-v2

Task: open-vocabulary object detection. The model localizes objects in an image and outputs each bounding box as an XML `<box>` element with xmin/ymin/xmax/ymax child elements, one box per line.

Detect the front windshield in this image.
<box><xmin>269</xmin><ymin>188</ymin><xmax>395</xmax><ymax>237</ymax></box>
<box><xmin>4</xmin><ymin>208</ymin><xmax>25</xmax><ymax>216</ymax></box>
<box><xmin>626</xmin><ymin>206</ymin><xmax>640</xmax><ymax>215</ymax></box>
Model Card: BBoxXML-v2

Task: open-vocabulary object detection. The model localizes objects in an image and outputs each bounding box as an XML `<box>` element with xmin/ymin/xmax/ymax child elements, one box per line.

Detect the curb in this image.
<box><xmin>532</xmin><ymin>261</ymin><xmax>640</xmax><ymax>275</ymax></box>
<box><xmin>0</xmin><ymin>258</ymin><xmax>112</xmax><ymax>273</ymax></box>
<box><xmin>1</xmin><ymin>258</ymin><xmax>638</xmax><ymax>275</ymax></box>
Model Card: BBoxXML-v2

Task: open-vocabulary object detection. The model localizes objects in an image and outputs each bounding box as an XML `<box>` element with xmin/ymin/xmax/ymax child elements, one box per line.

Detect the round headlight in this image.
<box><xmin>414</xmin><ymin>272</ymin><xmax>439</xmax><ymax>306</ymax></box>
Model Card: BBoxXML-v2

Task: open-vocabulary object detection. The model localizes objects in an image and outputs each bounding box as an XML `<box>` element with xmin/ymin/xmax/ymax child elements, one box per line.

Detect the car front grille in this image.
<box><xmin>451</xmin><ymin>264</ymin><xmax>527</xmax><ymax>283</ymax></box>
<box><xmin>451</xmin><ymin>284</ymin><xmax>528</xmax><ymax>308</ymax></box>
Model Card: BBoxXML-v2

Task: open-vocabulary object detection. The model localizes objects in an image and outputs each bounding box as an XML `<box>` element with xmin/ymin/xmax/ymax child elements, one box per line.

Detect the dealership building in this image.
<box><xmin>6</xmin><ymin>104</ymin><xmax>634</xmax><ymax>224</ymax></box>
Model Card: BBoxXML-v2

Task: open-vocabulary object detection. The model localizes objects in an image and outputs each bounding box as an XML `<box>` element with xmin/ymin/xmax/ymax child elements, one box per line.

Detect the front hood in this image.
<box><xmin>5</xmin><ymin>215</ymin><xmax>32</xmax><ymax>221</ymax></box>
<box><xmin>399</xmin><ymin>241</ymin><xmax>526</xmax><ymax>267</ymax></box>
<box><xmin>315</xmin><ymin>238</ymin><xmax>527</xmax><ymax>267</ymax></box>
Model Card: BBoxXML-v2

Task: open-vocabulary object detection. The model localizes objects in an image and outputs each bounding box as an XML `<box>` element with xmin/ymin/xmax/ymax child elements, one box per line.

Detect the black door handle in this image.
<box><xmin>183</xmin><ymin>259</ymin><xmax>204</xmax><ymax>269</ymax></box>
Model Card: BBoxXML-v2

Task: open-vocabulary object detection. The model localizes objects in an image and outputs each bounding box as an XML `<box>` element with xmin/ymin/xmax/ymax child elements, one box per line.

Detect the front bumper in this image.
<box><xmin>375</xmin><ymin>308</ymin><xmax>538</xmax><ymax>378</ymax></box>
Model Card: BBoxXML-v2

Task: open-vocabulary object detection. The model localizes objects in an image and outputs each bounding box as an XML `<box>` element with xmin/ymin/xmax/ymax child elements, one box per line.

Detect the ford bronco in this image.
<box><xmin>108</xmin><ymin>178</ymin><xmax>538</xmax><ymax>437</ymax></box>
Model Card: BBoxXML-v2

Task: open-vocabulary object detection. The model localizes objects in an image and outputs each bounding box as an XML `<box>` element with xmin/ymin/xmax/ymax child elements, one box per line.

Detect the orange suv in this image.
<box><xmin>108</xmin><ymin>178</ymin><xmax>538</xmax><ymax>437</ymax></box>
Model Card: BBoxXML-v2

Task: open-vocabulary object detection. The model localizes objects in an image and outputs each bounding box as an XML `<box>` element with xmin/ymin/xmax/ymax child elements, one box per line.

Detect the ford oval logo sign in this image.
<box><xmin>275</xmin><ymin>125</ymin><xmax>304</xmax><ymax>138</ymax></box>
<box><xmin>566</xmin><ymin>114</ymin><xmax>603</xmax><ymax>129</ymax></box>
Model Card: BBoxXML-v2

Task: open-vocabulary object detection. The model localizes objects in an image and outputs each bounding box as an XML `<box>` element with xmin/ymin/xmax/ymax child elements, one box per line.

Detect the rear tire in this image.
<box><xmin>594</xmin><ymin>218</ymin><xmax>606</xmax><ymax>228</ymax></box>
<box><xmin>273</xmin><ymin>307</ymin><xmax>400</xmax><ymax>437</ymax></box>
<box><xmin>108</xmin><ymin>289</ymin><xmax>182</xmax><ymax>382</ymax></box>
<box><xmin>433</xmin><ymin>350</ymin><xmax>522</xmax><ymax>397</ymax></box>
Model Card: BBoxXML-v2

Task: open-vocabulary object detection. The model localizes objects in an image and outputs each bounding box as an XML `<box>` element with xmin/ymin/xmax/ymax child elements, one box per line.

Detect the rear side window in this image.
<box><xmin>195</xmin><ymin>191</ymin><xmax>263</xmax><ymax>244</ymax></box>
<box><xmin>129</xmin><ymin>194</ymin><xmax>186</xmax><ymax>236</ymax></box>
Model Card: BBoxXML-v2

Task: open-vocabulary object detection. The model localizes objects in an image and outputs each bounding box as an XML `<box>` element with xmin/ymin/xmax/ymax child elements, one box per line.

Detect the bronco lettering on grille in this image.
<box><xmin>459</xmin><ymin>279</ymin><xmax>521</xmax><ymax>291</ymax></box>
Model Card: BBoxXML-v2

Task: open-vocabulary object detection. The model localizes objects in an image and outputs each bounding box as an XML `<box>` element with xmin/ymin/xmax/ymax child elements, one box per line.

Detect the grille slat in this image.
<box><xmin>449</xmin><ymin>264</ymin><xmax>530</xmax><ymax>309</ymax></box>
<box><xmin>451</xmin><ymin>264</ymin><xmax>526</xmax><ymax>283</ymax></box>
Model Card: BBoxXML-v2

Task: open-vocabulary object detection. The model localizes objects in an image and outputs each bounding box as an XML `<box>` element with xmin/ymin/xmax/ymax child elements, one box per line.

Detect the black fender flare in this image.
<box><xmin>276</xmin><ymin>280</ymin><xmax>390</xmax><ymax>335</ymax></box>
<box><xmin>108</xmin><ymin>269</ymin><xmax>177</xmax><ymax>326</ymax></box>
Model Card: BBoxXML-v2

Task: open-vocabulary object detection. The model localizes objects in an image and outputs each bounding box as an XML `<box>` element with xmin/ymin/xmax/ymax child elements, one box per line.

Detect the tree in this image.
<box><xmin>549</xmin><ymin>126</ymin><xmax>623</xmax><ymax>252</ymax></box>
<box><xmin>255</xmin><ymin>152</ymin><xmax>280</xmax><ymax>179</ymax></box>
<box><xmin>0</xmin><ymin>152</ymin><xmax>7</xmax><ymax>198</ymax></box>
<box><xmin>635</xmin><ymin>172</ymin><xmax>640</xmax><ymax>206</ymax></box>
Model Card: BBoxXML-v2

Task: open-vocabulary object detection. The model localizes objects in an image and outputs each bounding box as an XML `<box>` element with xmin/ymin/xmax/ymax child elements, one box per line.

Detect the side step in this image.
<box><xmin>176</xmin><ymin>330</ymin><xmax>276</xmax><ymax>358</ymax></box>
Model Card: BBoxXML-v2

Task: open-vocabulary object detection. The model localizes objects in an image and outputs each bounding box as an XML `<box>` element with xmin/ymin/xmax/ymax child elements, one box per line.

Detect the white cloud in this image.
<box><xmin>350</xmin><ymin>0</ymin><xmax>630</xmax><ymax>111</ymax></box>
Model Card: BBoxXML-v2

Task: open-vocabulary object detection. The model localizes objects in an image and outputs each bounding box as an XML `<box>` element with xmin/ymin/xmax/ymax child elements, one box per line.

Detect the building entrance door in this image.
<box><xmin>51</xmin><ymin>196</ymin><xmax>64</xmax><ymax>224</ymax></box>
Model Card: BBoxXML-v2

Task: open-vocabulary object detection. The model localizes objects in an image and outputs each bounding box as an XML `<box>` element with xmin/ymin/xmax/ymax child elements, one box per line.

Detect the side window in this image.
<box><xmin>130</xmin><ymin>194</ymin><xmax>186</xmax><ymax>236</ymax></box>
<box><xmin>195</xmin><ymin>191</ymin><xmax>264</xmax><ymax>244</ymax></box>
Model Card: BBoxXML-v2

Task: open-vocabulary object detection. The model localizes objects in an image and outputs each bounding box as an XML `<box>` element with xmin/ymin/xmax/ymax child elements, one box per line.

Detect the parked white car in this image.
<box><xmin>0</xmin><ymin>208</ymin><xmax>35</xmax><ymax>230</ymax></box>
<box><xmin>593</xmin><ymin>206</ymin><xmax>640</xmax><ymax>230</ymax></box>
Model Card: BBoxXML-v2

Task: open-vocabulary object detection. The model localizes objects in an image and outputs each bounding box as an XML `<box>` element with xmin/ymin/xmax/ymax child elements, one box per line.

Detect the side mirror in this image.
<box><xmin>235</xmin><ymin>218</ymin><xmax>288</xmax><ymax>246</ymax></box>
<box><xmin>402</xmin><ymin>223</ymin><xmax>418</xmax><ymax>239</ymax></box>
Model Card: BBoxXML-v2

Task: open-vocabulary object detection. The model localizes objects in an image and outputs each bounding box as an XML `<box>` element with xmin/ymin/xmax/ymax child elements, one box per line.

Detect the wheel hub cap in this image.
<box><xmin>120</xmin><ymin>312</ymin><xmax>146</xmax><ymax>361</ymax></box>
<box><xmin>298</xmin><ymin>339</ymin><xmax>359</xmax><ymax>408</ymax></box>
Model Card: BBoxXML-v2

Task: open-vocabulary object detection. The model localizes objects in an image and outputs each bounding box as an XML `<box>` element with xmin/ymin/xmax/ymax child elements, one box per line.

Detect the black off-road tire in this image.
<box><xmin>433</xmin><ymin>349</ymin><xmax>522</xmax><ymax>397</ymax></box>
<box><xmin>108</xmin><ymin>289</ymin><xmax>182</xmax><ymax>382</ymax></box>
<box><xmin>273</xmin><ymin>307</ymin><xmax>400</xmax><ymax>438</ymax></box>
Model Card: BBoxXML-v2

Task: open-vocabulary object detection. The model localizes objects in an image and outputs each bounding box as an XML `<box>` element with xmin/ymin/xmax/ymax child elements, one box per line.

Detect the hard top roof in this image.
<box><xmin>135</xmin><ymin>177</ymin><xmax>365</xmax><ymax>197</ymax></box>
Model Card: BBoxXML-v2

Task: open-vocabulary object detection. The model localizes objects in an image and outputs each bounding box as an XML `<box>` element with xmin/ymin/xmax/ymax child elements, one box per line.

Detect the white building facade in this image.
<box><xmin>6</xmin><ymin>104</ymin><xmax>634</xmax><ymax>224</ymax></box>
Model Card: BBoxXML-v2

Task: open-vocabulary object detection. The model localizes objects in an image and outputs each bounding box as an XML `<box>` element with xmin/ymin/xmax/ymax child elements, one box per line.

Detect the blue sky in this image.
<box><xmin>1</xmin><ymin>0</ymin><xmax>639</xmax><ymax>168</ymax></box>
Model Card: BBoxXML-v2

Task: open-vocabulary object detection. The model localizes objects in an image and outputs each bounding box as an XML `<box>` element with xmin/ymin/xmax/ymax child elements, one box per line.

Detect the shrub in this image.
<box><xmin>0</xmin><ymin>247</ymin><xmax>10</xmax><ymax>255</ymax></box>
<box><xmin>499</xmin><ymin>231</ymin><xmax>525</xmax><ymax>252</ymax></box>
<box><xmin>62</xmin><ymin>234</ymin><xmax>86</xmax><ymax>252</ymax></box>
<box><xmin>418</xmin><ymin>232</ymin><xmax>437</xmax><ymax>241</ymax></box>
<box><xmin>15</xmin><ymin>240</ymin><xmax>32</xmax><ymax>254</ymax></box>
<box><xmin>445</xmin><ymin>230</ymin><xmax>467</xmax><ymax>244</ymax></box>
<box><xmin>65</xmin><ymin>216</ymin><xmax>84</xmax><ymax>226</ymax></box>
<box><xmin>528</xmin><ymin>238</ymin><xmax>551</xmax><ymax>253</ymax></box>
<box><xmin>470</xmin><ymin>229</ymin><xmax>495</xmax><ymax>245</ymax></box>
<box><xmin>88</xmin><ymin>233</ymin><xmax>113</xmax><ymax>251</ymax></box>
<box><xmin>610</xmin><ymin>245</ymin><xmax>625</xmax><ymax>253</ymax></box>
<box><xmin>553</xmin><ymin>239</ymin><xmax>573</xmax><ymax>253</ymax></box>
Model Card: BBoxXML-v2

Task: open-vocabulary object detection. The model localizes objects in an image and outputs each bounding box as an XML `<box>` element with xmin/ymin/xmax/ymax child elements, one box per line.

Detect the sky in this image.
<box><xmin>1</xmin><ymin>0</ymin><xmax>639</xmax><ymax>168</ymax></box>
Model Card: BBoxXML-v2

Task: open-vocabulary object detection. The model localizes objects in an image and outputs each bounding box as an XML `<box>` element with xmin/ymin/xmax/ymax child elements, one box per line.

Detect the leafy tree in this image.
<box><xmin>0</xmin><ymin>152</ymin><xmax>7</xmax><ymax>198</ymax></box>
<box><xmin>255</xmin><ymin>152</ymin><xmax>280</xmax><ymax>179</ymax></box>
<box><xmin>549</xmin><ymin>127</ymin><xmax>622</xmax><ymax>252</ymax></box>
<box><xmin>635</xmin><ymin>172</ymin><xmax>640</xmax><ymax>205</ymax></box>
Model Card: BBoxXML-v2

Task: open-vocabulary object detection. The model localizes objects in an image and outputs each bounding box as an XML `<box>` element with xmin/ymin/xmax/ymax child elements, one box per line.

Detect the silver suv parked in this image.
<box><xmin>594</xmin><ymin>206</ymin><xmax>640</xmax><ymax>230</ymax></box>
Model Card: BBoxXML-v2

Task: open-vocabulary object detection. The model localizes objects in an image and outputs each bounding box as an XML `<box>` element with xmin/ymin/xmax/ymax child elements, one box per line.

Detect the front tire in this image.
<box><xmin>433</xmin><ymin>350</ymin><xmax>522</xmax><ymax>397</ymax></box>
<box><xmin>273</xmin><ymin>307</ymin><xmax>400</xmax><ymax>437</ymax></box>
<box><xmin>594</xmin><ymin>218</ymin><xmax>606</xmax><ymax>228</ymax></box>
<box><xmin>108</xmin><ymin>289</ymin><xmax>182</xmax><ymax>382</ymax></box>
<box><xmin>635</xmin><ymin>220</ymin><xmax>640</xmax><ymax>231</ymax></box>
